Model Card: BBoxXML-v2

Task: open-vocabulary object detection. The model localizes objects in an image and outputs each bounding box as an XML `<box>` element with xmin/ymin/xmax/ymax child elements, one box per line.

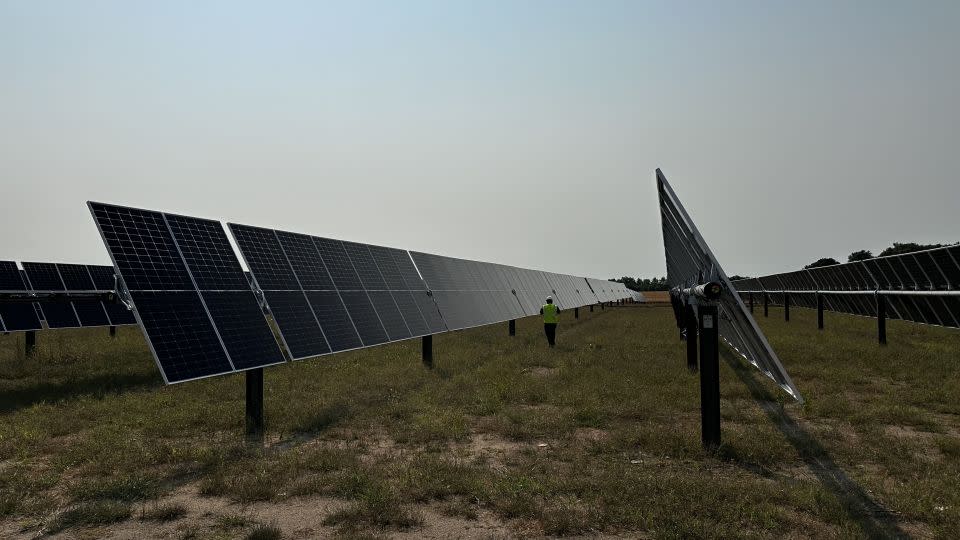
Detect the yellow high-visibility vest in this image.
<box><xmin>542</xmin><ymin>303</ymin><xmax>559</xmax><ymax>323</ymax></box>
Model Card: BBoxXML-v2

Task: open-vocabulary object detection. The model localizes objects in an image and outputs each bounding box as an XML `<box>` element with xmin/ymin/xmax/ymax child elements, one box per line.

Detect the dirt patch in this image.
<box><xmin>394</xmin><ymin>503</ymin><xmax>512</xmax><ymax>539</ymax></box>
<box><xmin>1</xmin><ymin>484</ymin><xmax>517</xmax><ymax>539</ymax></box>
<box><xmin>526</xmin><ymin>366</ymin><xmax>558</xmax><ymax>378</ymax></box>
<box><xmin>459</xmin><ymin>433</ymin><xmax>528</xmax><ymax>470</ymax></box>
<box><xmin>573</xmin><ymin>427</ymin><xmax>609</xmax><ymax>443</ymax></box>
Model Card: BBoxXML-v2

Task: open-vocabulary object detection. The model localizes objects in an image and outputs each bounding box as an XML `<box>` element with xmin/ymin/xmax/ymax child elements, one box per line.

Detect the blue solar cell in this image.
<box><xmin>415</xmin><ymin>291</ymin><xmax>446</xmax><ymax>333</ymax></box>
<box><xmin>89</xmin><ymin>203</ymin><xmax>194</xmax><ymax>291</ymax></box>
<box><xmin>229</xmin><ymin>224</ymin><xmax>301</xmax><ymax>291</ymax></box>
<box><xmin>72</xmin><ymin>300</ymin><xmax>111</xmax><ymax>327</ymax></box>
<box><xmin>128</xmin><ymin>291</ymin><xmax>233</xmax><ymax>383</ymax></box>
<box><xmin>343</xmin><ymin>242</ymin><xmax>388</xmax><ymax>290</ymax></box>
<box><xmin>314</xmin><ymin>238</ymin><xmax>364</xmax><ymax>291</ymax></box>
<box><xmin>276</xmin><ymin>231</ymin><xmax>335</xmax><ymax>290</ymax></box>
<box><xmin>22</xmin><ymin>262</ymin><xmax>65</xmax><ymax>290</ymax></box>
<box><xmin>166</xmin><ymin>214</ymin><xmax>249</xmax><ymax>291</ymax></box>
<box><xmin>104</xmin><ymin>302</ymin><xmax>137</xmax><ymax>325</ymax></box>
<box><xmin>0</xmin><ymin>304</ymin><xmax>42</xmax><ymax>331</ymax></box>
<box><xmin>0</xmin><ymin>261</ymin><xmax>26</xmax><ymax>290</ymax></box>
<box><xmin>305</xmin><ymin>290</ymin><xmax>363</xmax><ymax>352</ymax></box>
<box><xmin>56</xmin><ymin>264</ymin><xmax>96</xmax><ymax>290</ymax></box>
<box><xmin>339</xmin><ymin>291</ymin><xmax>388</xmax><ymax>345</ymax></box>
<box><xmin>88</xmin><ymin>265</ymin><xmax>118</xmax><ymax>290</ymax></box>
<box><xmin>366</xmin><ymin>290</ymin><xmax>411</xmax><ymax>341</ymax></box>
<box><xmin>368</xmin><ymin>246</ymin><xmax>407</xmax><ymax>289</ymax></box>
<box><xmin>38</xmin><ymin>303</ymin><xmax>81</xmax><ymax>328</ymax></box>
<box><xmin>390</xmin><ymin>290</ymin><xmax>429</xmax><ymax>337</ymax></box>
<box><xmin>262</xmin><ymin>290</ymin><xmax>330</xmax><ymax>359</ymax></box>
<box><xmin>201</xmin><ymin>291</ymin><xmax>284</xmax><ymax>369</ymax></box>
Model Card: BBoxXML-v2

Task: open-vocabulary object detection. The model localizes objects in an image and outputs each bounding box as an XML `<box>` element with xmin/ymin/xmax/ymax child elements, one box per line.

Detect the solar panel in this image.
<box><xmin>0</xmin><ymin>261</ymin><xmax>43</xmax><ymax>332</ymax></box>
<box><xmin>87</xmin><ymin>264</ymin><xmax>138</xmax><ymax>325</ymax></box>
<box><xmin>410</xmin><ymin>252</ymin><xmax>527</xmax><ymax>330</ymax></box>
<box><xmin>23</xmin><ymin>262</ymin><xmax>82</xmax><ymax>329</ymax></box>
<box><xmin>733</xmin><ymin>243</ymin><xmax>960</xmax><ymax>330</ymax></box>
<box><xmin>262</xmin><ymin>290</ymin><xmax>331</xmax><ymax>358</ymax></box>
<box><xmin>90</xmin><ymin>203</ymin><xmax>284</xmax><ymax>383</ymax></box>
<box><xmin>304</xmin><ymin>290</ymin><xmax>363</xmax><ymax>351</ymax></box>
<box><xmin>657</xmin><ymin>169</ymin><xmax>802</xmax><ymax>402</ymax></box>
<box><xmin>231</xmin><ymin>223</ymin><xmax>442</xmax><ymax>359</ymax></box>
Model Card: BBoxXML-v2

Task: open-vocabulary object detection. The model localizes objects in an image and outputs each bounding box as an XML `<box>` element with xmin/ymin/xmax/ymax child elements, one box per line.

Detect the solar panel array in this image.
<box><xmin>229</xmin><ymin>224</ymin><xmax>445</xmax><ymax>359</ymax></box>
<box><xmin>89</xmin><ymin>203</ymin><xmax>285</xmax><ymax>383</ymax></box>
<box><xmin>657</xmin><ymin>169</ymin><xmax>802</xmax><ymax>402</ymax></box>
<box><xmin>85</xmin><ymin>202</ymin><xmax>632</xmax><ymax>385</ymax></box>
<box><xmin>0</xmin><ymin>261</ymin><xmax>137</xmax><ymax>332</ymax></box>
<box><xmin>409</xmin><ymin>253</ymin><xmax>602</xmax><ymax>331</ymax></box>
<box><xmin>0</xmin><ymin>261</ymin><xmax>43</xmax><ymax>332</ymax></box>
<box><xmin>586</xmin><ymin>277</ymin><xmax>632</xmax><ymax>303</ymax></box>
<box><xmin>731</xmin><ymin>245</ymin><xmax>960</xmax><ymax>329</ymax></box>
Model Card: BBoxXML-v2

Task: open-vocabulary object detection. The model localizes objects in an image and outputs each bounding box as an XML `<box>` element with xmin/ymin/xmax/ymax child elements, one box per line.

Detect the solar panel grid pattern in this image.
<box><xmin>231</xmin><ymin>225</ymin><xmax>301</xmax><ymax>291</ymax></box>
<box><xmin>231</xmin><ymin>223</ymin><xmax>445</xmax><ymax>360</ymax></box>
<box><xmin>90</xmin><ymin>205</ymin><xmax>194</xmax><ymax>291</ymax></box>
<box><xmin>87</xmin><ymin>264</ymin><xmax>138</xmax><ymax>325</ymax></box>
<box><xmin>0</xmin><ymin>261</ymin><xmax>43</xmax><ymax>332</ymax></box>
<box><xmin>90</xmin><ymin>203</ymin><xmax>284</xmax><ymax>383</ymax></box>
<box><xmin>22</xmin><ymin>262</ymin><xmax>82</xmax><ymax>329</ymax></box>
<box><xmin>165</xmin><ymin>214</ymin><xmax>249</xmax><ymax>291</ymax></box>
<box><xmin>275</xmin><ymin>231</ymin><xmax>335</xmax><ymax>290</ymax></box>
<box><xmin>731</xmin><ymin>244</ymin><xmax>960</xmax><ymax>330</ymax></box>
<box><xmin>57</xmin><ymin>264</ymin><xmax>96</xmax><ymax>290</ymax></box>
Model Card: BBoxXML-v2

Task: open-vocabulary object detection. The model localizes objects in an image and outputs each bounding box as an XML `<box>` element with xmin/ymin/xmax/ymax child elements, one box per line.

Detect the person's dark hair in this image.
<box><xmin>546</xmin><ymin>298</ymin><xmax>553</xmax><ymax>304</ymax></box>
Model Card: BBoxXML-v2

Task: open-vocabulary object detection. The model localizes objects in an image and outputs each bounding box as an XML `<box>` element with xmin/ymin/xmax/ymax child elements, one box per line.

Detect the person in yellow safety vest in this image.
<box><xmin>540</xmin><ymin>296</ymin><xmax>561</xmax><ymax>347</ymax></box>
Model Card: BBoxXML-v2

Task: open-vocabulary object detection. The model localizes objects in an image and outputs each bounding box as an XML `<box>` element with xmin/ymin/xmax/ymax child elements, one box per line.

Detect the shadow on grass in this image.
<box><xmin>721</xmin><ymin>348</ymin><xmax>907</xmax><ymax>539</ymax></box>
<box><xmin>0</xmin><ymin>371</ymin><xmax>161</xmax><ymax>414</ymax></box>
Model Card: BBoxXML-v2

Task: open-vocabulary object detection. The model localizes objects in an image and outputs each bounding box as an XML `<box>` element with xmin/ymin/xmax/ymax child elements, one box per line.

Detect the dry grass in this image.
<box><xmin>0</xmin><ymin>306</ymin><xmax>957</xmax><ymax>537</ymax></box>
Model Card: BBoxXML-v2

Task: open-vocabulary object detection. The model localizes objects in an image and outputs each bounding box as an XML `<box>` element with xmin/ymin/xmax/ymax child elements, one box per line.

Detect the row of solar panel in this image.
<box><xmin>0</xmin><ymin>261</ymin><xmax>137</xmax><ymax>333</ymax></box>
<box><xmin>410</xmin><ymin>252</ymin><xmax>607</xmax><ymax>331</ymax></box>
<box><xmin>657</xmin><ymin>170</ymin><xmax>802</xmax><ymax>401</ymax></box>
<box><xmin>89</xmin><ymin>202</ymin><xmax>634</xmax><ymax>385</ymax></box>
<box><xmin>586</xmin><ymin>277</ymin><xmax>632</xmax><ymax>303</ymax></box>
<box><xmin>229</xmin><ymin>223</ymin><xmax>446</xmax><ymax>360</ymax></box>
<box><xmin>731</xmin><ymin>254</ymin><xmax>960</xmax><ymax>330</ymax></box>
<box><xmin>735</xmin><ymin>245</ymin><xmax>960</xmax><ymax>294</ymax></box>
<box><xmin>736</xmin><ymin>288</ymin><xmax>960</xmax><ymax>329</ymax></box>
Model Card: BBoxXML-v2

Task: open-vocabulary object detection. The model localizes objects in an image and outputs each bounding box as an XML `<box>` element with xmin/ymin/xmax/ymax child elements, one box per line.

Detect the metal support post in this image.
<box><xmin>508</xmin><ymin>319</ymin><xmax>515</xmax><ymax>336</ymax></box>
<box><xmin>574</xmin><ymin>307</ymin><xmax>579</xmax><ymax>319</ymax></box>
<box><xmin>25</xmin><ymin>331</ymin><xmax>36</xmax><ymax>357</ymax></box>
<box><xmin>817</xmin><ymin>293</ymin><xmax>824</xmax><ymax>330</ymax></box>
<box><xmin>685</xmin><ymin>305</ymin><xmax>698</xmax><ymax>372</ymax></box>
<box><xmin>877</xmin><ymin>294</ymin><xmax>887</xmax><ymax>345</ymax></box>
<box><xmin>748</xmin><ymin>292</ymin><xmax>753</xmax><ymax>313</ymax></box>
<box><xmin>109</xmin><ymin>326</ymin><xmax>117</xmax><ymax>338</ymax></box>
<box><xmin>601</xmin><ymin>303</ymin><xmax>604</xmax><ymax>310</ymax></box>
<box><xmin>245</xmin><ymin>368</ymin><xmax>264</xmax><ymax>439</ymax></box>
<box><xmin>763</xmin><ymin>293</ymin><xmax>769</xmax><ymax>317</ymax></box>
<box><xmin>590</xmin><ymin>304</ymin><xmax>594</xmax><ymax>312</ymax></box>
<box><xmin>698</xmin><ymin>304</ymin><xmax>721</xmax><ymax>449</ymax></box>
<box><xmin>422</xmin><ymin>335</ymin><xmax>433</xmax><ymax>368</ymax></box>
<box><xmin>784</xmin><ymin>292</ymin><xmax>790</xmax><ymax>322</ymax></box>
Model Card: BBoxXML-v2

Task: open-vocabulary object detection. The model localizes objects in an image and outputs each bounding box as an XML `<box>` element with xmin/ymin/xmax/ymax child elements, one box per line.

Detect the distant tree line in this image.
<box><xmin>803</xmin><ymin>241</ymin><xmax>957</xmax><ymax>269</ymax></box>
<box><xmin>610</xmin><ymin>276</ymin><xmax>669</xmax><ymax>292</ymax></box>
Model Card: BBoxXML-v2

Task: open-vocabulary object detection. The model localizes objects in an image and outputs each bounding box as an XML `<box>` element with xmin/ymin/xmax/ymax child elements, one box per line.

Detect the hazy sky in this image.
<box><xmin>1</xmin><ymin>1</ymin><xmax>957</xmax><ymax>279</ymax></box>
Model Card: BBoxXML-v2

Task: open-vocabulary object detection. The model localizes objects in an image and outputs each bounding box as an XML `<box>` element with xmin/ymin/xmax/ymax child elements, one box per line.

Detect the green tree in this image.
<box><xmin>878</xmin><ymin>242</ymin><xmax>948</xmax><ymax>257</ymax></box>
<box><xmin>804</xmin><ymin>257</ymin><xmax>840</xmax><ymax>269</ymax></box>
<box><xmin>847</xmin><ymin>250</ymin><xmax>873</xmax><ymax>262</ymax></box>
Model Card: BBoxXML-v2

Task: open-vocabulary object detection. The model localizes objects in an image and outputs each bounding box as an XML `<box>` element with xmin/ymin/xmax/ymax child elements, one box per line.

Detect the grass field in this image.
<box><xmin>0</xmin><ymin>304</ymin><xmax>958</xmax><ymax>539</ymax></box>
